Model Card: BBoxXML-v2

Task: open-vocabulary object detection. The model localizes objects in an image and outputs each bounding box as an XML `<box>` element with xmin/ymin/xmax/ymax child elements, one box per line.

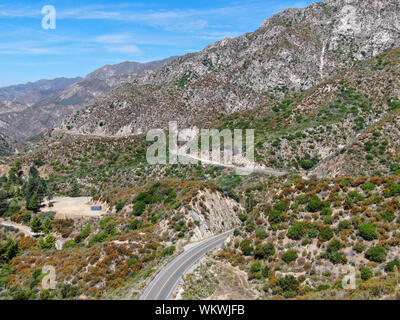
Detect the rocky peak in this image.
<box><xmin>61</xmin><ymin>0</ymin><xmax>400</xmax><ymax>137</ymax></box>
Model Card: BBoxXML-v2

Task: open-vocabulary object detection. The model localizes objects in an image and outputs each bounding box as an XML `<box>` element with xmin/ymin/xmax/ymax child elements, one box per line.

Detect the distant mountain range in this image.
<box><xmin>0</xmin><ymin>57</ymin><xmax>176</xmax><ymax>140</ymax></box>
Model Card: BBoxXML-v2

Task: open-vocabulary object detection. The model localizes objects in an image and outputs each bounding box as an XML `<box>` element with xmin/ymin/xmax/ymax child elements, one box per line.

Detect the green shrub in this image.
<box><xmin>250</xmin><ymin>261</ymin><xmax>262</xmax><ymax>273</ymax></box>
<box><xmin>384</xmin><ymin>260</ymin><xmax>400</xmax><ymax>273</ymax></box>
<box><xmin>63</xmin><ymin>240</ymin><xmax>79</xmax><ymax>249</ymax></box>
<box><xmin>37</xmin><ymin>235</ymin><xmax>55</xmax><ymax>250</ymax></box>
<box><xmin>128</xmin><ymin>220</ymin><xmax>142</xmax><ymax>230</ymax></box>
<box><xmin>307</xmin><ymin>228</ymin><xmax>318</xmax><ymax>238</ymax></box>
<box><xmin>346</xmin><ymin>190</ymin><xmax>364</xmax><ymax>205</ymax></box>
<box><xmin>254</xmin><ymin>243</ymin><xmax>275</xmax><ymax>259</ymax></box>
<box><xmin>161</xmin><ymin>246</ymin><xmax>176</xmax><ymax>257</ymax></box>
<box><xmin>268</xmin><ymin>209</ymin><xmax>284</xmax><ymax>224</ymax></box>
<box><xmin>287</xmin><ymin>222</ymin><xmax>307</xmax><ymax>240</ymax></box>
<box><xmin>74</xmin><ymin>226</ymin><xmax>91</xmax><ymax>243</ymax></box>
<box><xmin>127</xmin><ymin>258</ymin><xmax>138</xmax><ymax>266</ymax></box>
<box><xmin>88</xmin><ymin>230</ymin><xmax>109</xmax><ymax>247</ymax></box>
<box><xmin>321</xmin><ymin>207</ymin><xmax>333</xmax><ymax>216</ymax></box>
<box><xmin>323</xmin><ymin>216</ymin><xmax>333</xmax><ymax>225</ymax></box>
<box><xmin>278</xmin><ymin>275</ymin><xmax>299</xmax><ymax>298</ymax></box>
<box><xmin>255</xmin><ymin>227</ymin><xmax>268</xmax><ymax>239</ymax></box>
<box><xmin>299</xmin><ymin>159</ymin><xmax>316</xmax><ymax>170</ymax></box>
<box><xmin>307</xmin><ymin>195</ymin><xmax>323</xmax><ymax>212</ymax></box>
<box><xmin>238</xmin><ymin>212</ymin><xmax>248</xmax><ymax>222</ymax></box>
<box><xmin>321</xmin><ymin>239</ymin><xmax>345</xmax><ymax>264</ymax></box>
<box><xmin>381</xmin><ymin>211</ymin><xmax>396</xmax><ymax>222</ymax></box>
<box><xmin>358</xmin><ymin>223</ymin><xmax>378</xmax><ymax>241</ymax></box>
<box><xmin>262</xmin><ymin>265</ymin><xmax>270</xmax><ymax>278</ymax></box>
<box><xmin>21</xmin><ymin>212</ymin><xmax>31</xmax><ymax>225</ymax></box>
<box><xmin>233</xmin><ymin>228</ymin><xmax>241</xmax><ymax>236</ymax></box>
<box><xmin>338</xmin><ymin>220</ymin><xmax>351</xmax><ymax>231</ymax></box>
<box><xmin>242</xmin><ymin>245</ymin><xmax>254</xmax><ymax>256</ymax></box>
<box><xmin>327</xmin><ymin>239</ymin><xmax>342</xmax><ymax>252</ymax></box>
<box><xmin>361</xmin><ymin>268</ymin><xmax>373</xmax><ymax>281</ymax></box>
<box><xmin>353</xmin><ymin>243</ymin><xmax>365</xmax><ymax>253</ymax></box>
<box><xmin>296</xmin><ymin>194</ymin><xmax>308</xmax><ymax>205</ymax></box>
<box><xmin>388</xmin><ymin>183</ymin><xmax>400</xmax><ymax>196</ymax></box>
<box><xmin>116</xmin><ymin>201</ymin><xmax>126</xmax><ymax>212</ymax></box>
<box><xmin>132</xmin><ymin>201</ymin><xmax>146</xmax><ymax>216</ymax></box>
<box><xmin>319</xmin><ymin>228</ymin><xmax>333</xmax><ymax>242</ymax></box>
<box><xmin>0</xmin><ymin>239</ymin><xmax>19</xmax><ymax>264</ymax></box>
<box><xmin>365</xmin><ymin>246</ymin><xmax>386</xmax><ymax>263</ymax></box>
<box><xmin>273</xmin><ymin>200</ymin><xmax>289</xmax><ymax>212</ymax></box>
<box><xmin>245</xmin><ymin>223</ymin><xmax>255</xmax><ymax>232</ymax></box>
<box><xmin>362</xmin><ymin>182</ymin><xmax>376</xmax><ymax>192</ymax></box>
<box><xmin>282</xmin><ymin>250</ymin><xmax>298</xmax><ymax>263</ymax></box>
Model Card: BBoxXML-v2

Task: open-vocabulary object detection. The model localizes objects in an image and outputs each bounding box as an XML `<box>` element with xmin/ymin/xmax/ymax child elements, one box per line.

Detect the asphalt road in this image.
<box><xmin>140</xmin><ymin>230</ymin><xmax>233</xmax><ymax>300</ymax></box>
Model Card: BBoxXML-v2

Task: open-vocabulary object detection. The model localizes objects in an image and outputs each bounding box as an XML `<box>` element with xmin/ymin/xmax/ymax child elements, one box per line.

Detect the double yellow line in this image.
<box><xmin>154</xmin><ymin>235</ymin><xmax>227</xmax><ymax>300</ymax></box>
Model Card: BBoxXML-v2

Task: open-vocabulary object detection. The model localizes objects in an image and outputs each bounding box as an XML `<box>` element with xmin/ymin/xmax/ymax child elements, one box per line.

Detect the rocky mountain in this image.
<box><xmin>0</xmin><ymin>58</ymin><xmax>176</xmax><ymax>140</ymax></box>
<box><xmin>214</xmin><ymin>48</ymin><xmax>400</xmax><ymax>178</ymax></box>
<box><xmin>62</xmin><ymin>0</ymin><xmax>400</xmax><ymax>137</ymax></box>
<box><xmin>0</xmin><ymin>77</ymin><xmax>82</xmax><ymax>104</ymax></box>
<box><xmin>0</xmin><ymin>133</ymin><xmax>14</xmax><ymax>156</ymax></box>
<box><xmin>3</xmin><ymin>0</ymin><xmax>400</xmax><ymax>302</ymax></box>
<box><xmin>84</xmin><ymin>57</ymin><xmax>177</xmax><ymax>81</ymax></box>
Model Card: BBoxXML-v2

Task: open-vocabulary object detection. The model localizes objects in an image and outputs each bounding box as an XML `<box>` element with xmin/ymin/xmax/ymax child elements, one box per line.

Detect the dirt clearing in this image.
<box><xmin>42</xmin><ymin>197</ymin><xmax>106</xmax><ymax>220</ymax></box>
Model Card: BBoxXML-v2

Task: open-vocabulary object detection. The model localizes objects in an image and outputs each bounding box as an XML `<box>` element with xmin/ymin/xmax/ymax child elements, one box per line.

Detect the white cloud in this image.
<box><xmin>94</xmin><ymin>34</ymin><xmax>132</xmax><ymax>44</ymax></box>
<box><xmin>109</xmin><ymin>45</ymin><xmax>141</xmax><ymax>54</ymax></box>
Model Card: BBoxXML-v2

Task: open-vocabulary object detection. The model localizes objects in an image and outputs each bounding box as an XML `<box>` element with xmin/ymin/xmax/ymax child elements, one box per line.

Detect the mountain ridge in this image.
<box><xmin>0</xmin><ymin>57</ymin><xmax>177</xmax><ymax>140</ymax></box>
<box><xmin>61</xmin><ymin>0</ymin><xmax>400</xmax><ymax>137</ymax></box>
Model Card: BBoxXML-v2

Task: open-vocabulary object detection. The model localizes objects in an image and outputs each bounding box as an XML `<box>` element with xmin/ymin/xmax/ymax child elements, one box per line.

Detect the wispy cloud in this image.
<box><xmin>94</xmin><ymin>34</ymin><xmax>132</xmax><ymax>44</ymax></box>
<box><xmin>108</xmin><ymin>45</ymin><xmax>141</xmax><ymax>54</ymax></box>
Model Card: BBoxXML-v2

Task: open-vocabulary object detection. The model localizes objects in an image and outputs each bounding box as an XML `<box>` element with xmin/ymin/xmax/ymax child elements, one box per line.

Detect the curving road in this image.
<box><xmin>175</xmin><ymin>151</ymin><xmax>288</xmax><ymax>176</ymax></box>
<box><xmin>0</xmin><ymin>218</ymin><xmax>35</xmax><ymax>237</ymax></box>
<box><xmin>140</xmin><ymin>230</ymin><xmax>233</xmax><ymax>300</ymax></box>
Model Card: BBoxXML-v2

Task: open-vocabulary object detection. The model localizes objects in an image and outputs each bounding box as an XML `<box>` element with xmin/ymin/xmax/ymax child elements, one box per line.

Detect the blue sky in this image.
<box><xmin>0</xmin><ymin>0</ymin><xmax>319</xmax><ymax>87</ymax></box>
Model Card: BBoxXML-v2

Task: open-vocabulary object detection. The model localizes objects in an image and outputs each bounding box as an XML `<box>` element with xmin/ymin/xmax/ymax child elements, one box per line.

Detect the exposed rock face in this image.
<box><xmin>182</xmin><ymin>189</ymin><xmax>242</xmax><ymax>241</ymax></box>
<box><xmin>0</xmin><ymin>133</ymin><xmax>14</xmax><ymax>156</ymax></box>
<box><xmin>61</xmin><ymin>0</ymin><xmax>400</xmax><ymax>136</ymax></box>
<box><xmin>0</xmin><ymin>58</ymin><xmax>176</xmax><ymax>140</ymax></box>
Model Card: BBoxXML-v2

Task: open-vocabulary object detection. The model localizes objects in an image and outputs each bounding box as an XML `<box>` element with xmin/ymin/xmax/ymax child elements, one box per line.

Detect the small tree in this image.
<box><xmin>26</xmin><ymin>193</ymin><xmax>41</xmax><ymax>212</ymax></box>
<box><xmin>0</xmin><ymin>238</ymin><xmax>19</xmax><ymax>264</ymax></box>
<box><xmin>37</xmin><ymin>235</ymin><xmax>55</xmax><ymax>250</ymax></box>
<box><xmin>42</xmin><ymin>218</ymin><xmax>53</xmax><ymax>234</ymax></box>
<box><xmin>68</xmin><ymin>180</ymin><xmax>81</xmax><ymax>198</ymax></box>
<box><xmin>0</xmin><ymin>190</ymin><xmax>9</xmax><ymax>216</ymax></box>
<box><xmin>31</xmin><ymin>216</ymin><xmax>42</xmax><ymax>233</ymax></box>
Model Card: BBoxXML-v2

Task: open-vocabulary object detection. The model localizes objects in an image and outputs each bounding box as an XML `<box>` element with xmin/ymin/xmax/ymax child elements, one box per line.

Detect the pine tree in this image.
<box><xmin>29</xmin><ymin>166</ymin><xmax>39</xmax><ymax>179</ymax></box>
<box><xmin>0</xmin><ymin>238</ymin><xmax>19</xmax><ymax>264</ymax></box>
<box><xmin>42</xmin><ymin>218</ymin><xmax>53</xmax><ymax>234</ymax></box>
<box><xmin>31</xmin><ymin>216</ymin><xmax>42</xmax><ymax>233</ymax></box>
<box><xmin>68</xmin><ymin>179</ymin><xmax>81</xmax><ymax>197</ymax></box>
<box><xmin>26</xmin><ymin>193</ymin><xmax>40</xmax><ymax>212</ymax></box>
<box><xmin>0</xmin><ymin>190</ymin><xmax>9</xmax><ymax>216</ymax></box>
